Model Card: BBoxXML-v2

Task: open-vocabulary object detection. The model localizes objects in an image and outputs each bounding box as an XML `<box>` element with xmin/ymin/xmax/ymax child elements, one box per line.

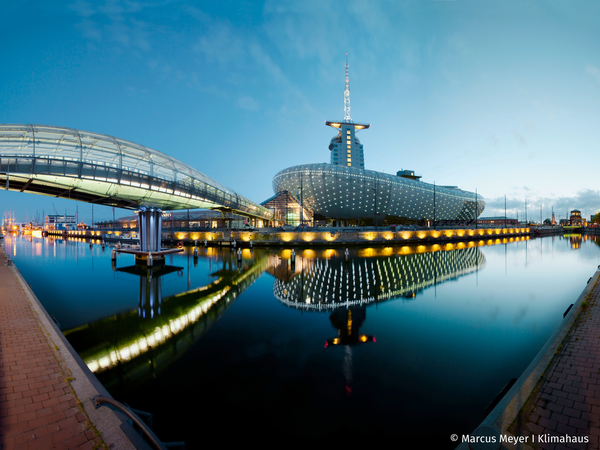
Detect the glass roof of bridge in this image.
<box><xmin>0</xmin><ymin>124</ymin><xmax>272</xmax><ymax>218</ymax></box>
<box><xmin>0</xmin><ymin>124</ymin><xmax>236</xmax><ymax>195</ymax></box>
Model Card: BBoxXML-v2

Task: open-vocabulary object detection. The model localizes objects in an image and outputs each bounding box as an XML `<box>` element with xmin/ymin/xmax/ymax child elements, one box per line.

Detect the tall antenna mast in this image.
<box><xmin>344</xmin><ymin>53</ymin><xmax>352</xmax><ymax>123</ymax></box>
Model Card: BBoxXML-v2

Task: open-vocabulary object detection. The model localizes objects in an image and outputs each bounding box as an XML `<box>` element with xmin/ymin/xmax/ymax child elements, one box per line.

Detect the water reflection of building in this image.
<box><xmin>270</xmin><ymin>247</ymin><xmax>485</xmax><ymax>309</ymax></box>
<box><xmin>324</xmin><ymin>307</ymin><xmax>375</xmax><ymax>348</ymax></box>
<box><xmin>567</xmin><ymin>234</ymin><xmax>582</xmax><ymax>249</ymax></box>
<box><xmin>268</xmin><ymin>247</ymin><xmax>485</xmax><ymax>395</ymax></box>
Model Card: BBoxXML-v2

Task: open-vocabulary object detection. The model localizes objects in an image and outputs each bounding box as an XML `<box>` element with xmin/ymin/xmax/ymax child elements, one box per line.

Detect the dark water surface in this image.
<box><xmin>4</xmin><ymin>233</ymin><xmax>600</xmax><ymax>447</ymax></box>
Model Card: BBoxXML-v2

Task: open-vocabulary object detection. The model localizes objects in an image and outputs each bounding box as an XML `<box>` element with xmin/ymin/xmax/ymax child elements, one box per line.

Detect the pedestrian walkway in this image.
<box><xmin>0</xmin><ymin>246</ymin><xmax>102</xmax><ymax>450</ymax></box>
<box><xmin>509</xmin><ymin>277</ymin><xmax>600</xmax><ymax>450</ymax></box>
<box><xmin>456</xmin><ymin>270</ymin><xmax>600</xmax><ymax>450</ymax></box>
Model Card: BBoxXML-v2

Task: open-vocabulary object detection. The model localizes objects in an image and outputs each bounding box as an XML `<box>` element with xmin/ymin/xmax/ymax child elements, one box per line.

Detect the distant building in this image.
<box><xmin>570</xmin><ymin>210</ymin><xmax>583</xmax><ymax>226</ymax></box>
<box><xmin>101</xmin><ymin>209</ymin><xmax>258</xmax><ymax>230</ymax></box>
<box><xmin>45</xmin><ymin>215</ymin><xmax>76</xmax><ymax>231</ymax></box>
<box><xmin>476</xmin><ymin>217</ymin><xmax>518</xmax><ymax>226</ymax></box>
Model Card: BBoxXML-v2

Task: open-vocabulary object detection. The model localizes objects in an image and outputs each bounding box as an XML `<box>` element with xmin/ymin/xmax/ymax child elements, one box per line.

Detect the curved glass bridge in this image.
<box><xmin>0</xmin><ymin>124</ymin><xmax>273</xmax><ymax>221</ymax></box>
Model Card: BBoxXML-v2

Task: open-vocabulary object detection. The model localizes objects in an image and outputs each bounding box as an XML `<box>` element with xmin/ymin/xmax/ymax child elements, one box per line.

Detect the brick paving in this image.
<box><xmin>0</xmin><ymin>245</ymin><xmax>103</xmax><ymax>450</ymax></box>
<box><xmin>512</xmin><ymin>276</ymin><xmax>600</xmax><ymax>450</ymax></box>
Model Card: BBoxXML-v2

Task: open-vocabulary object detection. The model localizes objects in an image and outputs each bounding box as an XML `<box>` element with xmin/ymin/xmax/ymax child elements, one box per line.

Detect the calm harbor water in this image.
<box><xmin>3</xmin><ymin>233</ymin><xmax>600</xmax><ymax>447</ymax></box>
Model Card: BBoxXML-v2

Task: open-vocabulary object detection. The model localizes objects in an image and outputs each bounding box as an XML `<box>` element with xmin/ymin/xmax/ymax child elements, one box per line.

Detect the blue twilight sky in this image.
<box><xmin>2</xmin><ymin>0</ymin><xmax>600</xmax><ymax>223</ymax></box>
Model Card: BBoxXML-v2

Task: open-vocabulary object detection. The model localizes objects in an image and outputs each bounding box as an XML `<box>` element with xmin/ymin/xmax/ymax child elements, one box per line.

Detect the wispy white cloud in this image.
<box><xmin>484</xmin><ymin>189</ymin><xmax>600</xmax><ymax>219</ymax></box>
<box><xmin>586</xmin><ymin>64</ymin><xmax>600</xmax><ymax>85</ymax></box>
<box><xmin>238</xmin><ymin>96</ymin><xmax>259</xmax><ymax>111</ymax></box>
<box><xmin>512</xmin><ymin>130</ymin><xmax>526</xmax><ymax>147</ymax></box>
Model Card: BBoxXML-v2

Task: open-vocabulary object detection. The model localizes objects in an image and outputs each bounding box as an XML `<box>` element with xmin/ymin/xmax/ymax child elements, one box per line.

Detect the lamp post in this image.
<box><xmin>433</xmin><ymin>181</ymin><xmax>436</xmax><ymax>230</ymax></box>
<box><xmin>475</xmin><ymin>189</ymin><xmax>478</xmax><ymax>229</ymax></box>
<box><xmin>297</xmin><ymin>172</ymin><xmax>304</xmax><ymax>227</ymax></box>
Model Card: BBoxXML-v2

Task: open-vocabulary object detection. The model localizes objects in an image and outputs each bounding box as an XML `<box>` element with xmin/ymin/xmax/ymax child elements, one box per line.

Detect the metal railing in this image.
<box><xmin>91</xmin><ymin>395</ymin><xmax>185</xmax><ymax>450</ymax></box>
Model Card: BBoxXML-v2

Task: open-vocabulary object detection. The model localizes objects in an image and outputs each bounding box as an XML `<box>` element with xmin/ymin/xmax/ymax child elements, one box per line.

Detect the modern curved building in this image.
<box><xmin>270</xmin><ymin>60</ymin><xmax>484</xmax><ymax>225</ymax></box>
<box><xmin>273</xmin><ymin>163</ymin><xmax>484</xmax><ymax>224</ymax></box>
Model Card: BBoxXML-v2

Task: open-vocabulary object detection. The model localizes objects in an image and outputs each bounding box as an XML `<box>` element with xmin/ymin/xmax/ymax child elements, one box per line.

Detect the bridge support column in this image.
<box><xmin>135</xmin><ymin>207</ymin><xmax>166</xmax><ymax>266</ymax></box>
<box><xmin>139</xmin><ymin>207</ymin><xmax>162</xmax><ymax>252</ymax></box>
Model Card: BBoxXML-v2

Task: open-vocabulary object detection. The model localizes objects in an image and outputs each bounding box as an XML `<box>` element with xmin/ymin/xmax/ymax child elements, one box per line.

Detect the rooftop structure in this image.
<box><xmin>326</xmin><ymin>56</ymin><xmax>370</xmax><ymax>169</ymax></box>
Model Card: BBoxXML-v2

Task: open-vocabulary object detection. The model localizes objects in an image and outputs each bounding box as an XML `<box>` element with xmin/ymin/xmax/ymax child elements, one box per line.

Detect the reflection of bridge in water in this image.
<box><xmin>65</xmin><ymin>250</ymin><xmax>268</xmax><ymax>388</ymax></box>
<box><xmin>270</xmin><ymin>246</ymin><xmax>486</xmax><ymax>310</ymax></box>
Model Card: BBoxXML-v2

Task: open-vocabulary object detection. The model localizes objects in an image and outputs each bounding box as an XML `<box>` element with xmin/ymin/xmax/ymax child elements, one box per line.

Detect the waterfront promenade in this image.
<box><xmin>458</xmin><ymin>267</ymin><xmax>600</xmax><ymax>450</ymax></box>
<box><xmin>0</xmin><ymin>245</ymin><xmax>142</xmax><ymax>450</ymax></box>
<box><xmin>0</xmin><ymin>246</ymin><xmax>101</xmax><ymax>449</ymax></box>
<box><xmin>510</xmin><ymin>273</ymin><xmax>600</xmax><ymax>450</ymax></box>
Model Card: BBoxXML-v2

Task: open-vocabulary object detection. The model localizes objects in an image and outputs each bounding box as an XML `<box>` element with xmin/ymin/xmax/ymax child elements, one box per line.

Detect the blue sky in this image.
<box><xmin>2</xmin><ymin>0</ymin><xmax>600</xmax><ymax>223</ymax></box>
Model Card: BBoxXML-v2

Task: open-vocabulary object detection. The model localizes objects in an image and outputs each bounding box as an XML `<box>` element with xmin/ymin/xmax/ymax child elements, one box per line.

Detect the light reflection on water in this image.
<box><xmin>4</xmin><ymin>233</ymin><xmax>600</xmax><ymax>447</ymax></box>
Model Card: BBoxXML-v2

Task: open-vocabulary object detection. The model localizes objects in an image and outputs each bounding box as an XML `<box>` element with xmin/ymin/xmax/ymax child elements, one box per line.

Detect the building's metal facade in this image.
<box><xmin>272</xmin><ymin>163</ymin><xmax>485</xmax><ymax>223</ymax></box>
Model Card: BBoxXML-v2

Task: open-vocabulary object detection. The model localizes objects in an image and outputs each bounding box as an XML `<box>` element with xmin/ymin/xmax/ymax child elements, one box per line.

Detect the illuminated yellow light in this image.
<box><xmin>359</xmin><ymin>248</ymin><xmax>375</xmax><ymax>257</ymax></box>
<box><xmin>302</xmin><ymin>249</ymin><xmax>316</xmax><ymax>258</ymax></box>
<box><xmin>302</xmin><ymin>232</ymin><xmax>316</xmax><ymax>242</ymax></box>
<box><xmin>401</xmin><ymin>231</ymin><xmax>413</xmax><ymax>240</ymax></box>
<box><xmin>417</xmin><ymin>231</ymin><xmax>427</xmax><ymax>239</ymax></box>
<box><xmin>88</xmin><ymin>361</ymin><xmax>99</xmax><ymax>372</ymax></box>
<box><xmin>323</xmin><ymin>232</ymin><xmax>337</xmax><ymax>242</ymax></box>
<box><xmin>120</xmin><ymin>348</ymin><xmax>131</xmax><ymax>361</ymax></box>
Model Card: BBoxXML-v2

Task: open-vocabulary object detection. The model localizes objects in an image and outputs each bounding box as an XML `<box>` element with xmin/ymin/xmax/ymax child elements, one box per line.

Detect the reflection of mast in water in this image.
<box><xmin>324</xmin><ymin>307</ymin><xmax>375</xmax><ymax>397</ymax></box>
<box><xmin>344</xmin><ymin>346</ymin><xmax>352</xmax><ymax>396</ymax></box>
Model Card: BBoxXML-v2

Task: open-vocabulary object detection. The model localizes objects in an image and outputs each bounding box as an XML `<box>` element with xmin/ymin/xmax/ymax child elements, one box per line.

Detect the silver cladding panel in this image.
<box><xmin>272</xmin><ymin>163</ymin><xmax>485</xmax><ymax>221</ymax></box>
